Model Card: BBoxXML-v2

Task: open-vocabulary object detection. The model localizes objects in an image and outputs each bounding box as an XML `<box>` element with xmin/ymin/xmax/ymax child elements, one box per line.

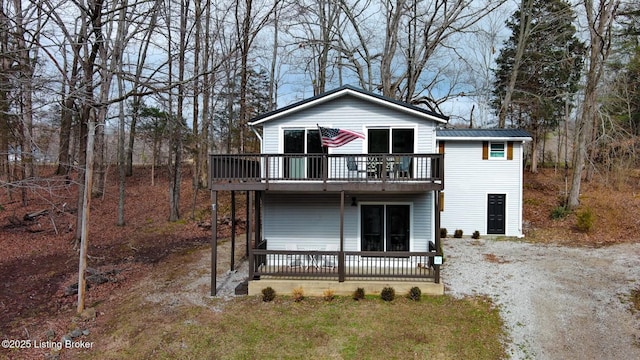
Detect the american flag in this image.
<box><xmin>318</xmin><ymin>126</ymin><xmax>365</xmax><ymax>148</ymax></box>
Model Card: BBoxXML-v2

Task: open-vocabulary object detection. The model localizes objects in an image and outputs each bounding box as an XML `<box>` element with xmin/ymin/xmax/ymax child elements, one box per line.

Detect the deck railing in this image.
<box><xmin>249</xmin><ymin>249</ymin><xmax>441</xmax><ymax>283</ymax></box>
<box><xmin>210</xmin><ymin>153</ymin><xmax>443</xmax><ymax>184</ymax></box>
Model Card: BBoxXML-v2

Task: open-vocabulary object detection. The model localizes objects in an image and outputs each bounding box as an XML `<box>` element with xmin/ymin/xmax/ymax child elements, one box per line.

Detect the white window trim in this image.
<box><xmin>489</xmin><ymin>141</ymin><xmax>507</xmax><ymax>160</ymax></box>
<box><xmin>364</xmin><ymin>125</ymin><xmax>418</xmax><ymax>154</ymax></box>
<box><xmin>356</xmin><ymin>201</ymin><xmax>414</xmax><ymax>252</ymax></box>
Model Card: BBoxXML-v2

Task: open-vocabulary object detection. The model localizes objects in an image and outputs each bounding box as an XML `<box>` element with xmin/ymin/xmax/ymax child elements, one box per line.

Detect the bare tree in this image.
<box><xmin>567</xmin><ymin>0</ymin><xmax>619</xmax><ymax>209</ymax></box>
<box><xmin>497</xmin><ymin>0</ymin><xmax>534</xmax><ymax>128</ymax></box>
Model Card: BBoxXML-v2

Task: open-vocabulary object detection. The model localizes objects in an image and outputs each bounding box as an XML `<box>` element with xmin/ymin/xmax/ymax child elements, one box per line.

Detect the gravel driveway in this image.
<box><xmin>442</xmin><ymin>238</ymin><xmax>640</xmax><ymax>360</ymax></box>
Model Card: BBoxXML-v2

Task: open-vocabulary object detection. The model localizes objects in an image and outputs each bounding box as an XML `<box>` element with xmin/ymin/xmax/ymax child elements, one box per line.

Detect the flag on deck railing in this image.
<box><xmin>317</xmin><ymin>125</ymin><xmax>365</xmax><ymax>148</ymax></box>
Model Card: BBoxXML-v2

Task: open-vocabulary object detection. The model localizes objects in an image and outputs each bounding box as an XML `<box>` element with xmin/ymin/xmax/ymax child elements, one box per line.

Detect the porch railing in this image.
<box><xmin>210</xmin><ymin>153</ymin><xmax>443</xmax><ymax>184</ymax></box>
<box><xmin>249</xmin><ymin>249</ymin><xmax>441</xmax><ymax>283</ymax></box>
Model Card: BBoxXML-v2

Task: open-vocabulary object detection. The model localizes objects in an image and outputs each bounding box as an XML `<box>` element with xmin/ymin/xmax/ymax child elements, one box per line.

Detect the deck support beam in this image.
<box><xmin>434</xmin><ymin>190</ymin><xmax>441</xmax><ymax>283</ymax></box>
<box><xmin>231</xmin><ymin>191</ymin><xmax>236</xmax><ymax>271</ymax></box>
<box><xmin>245</xmin><ymin>191</ymin><xmax>252</xmax><ymax>255</ymax></box>
<box><xmin>255</xmin><ymin>191</ymin><xmax>261</xmax><ymax>247</ymax></box>
<box><xmin>211</xmin><ymin>190</ymin><xmax>218</xmax><ymax>296</ymax></box>
<box><xmin>339</xmin><ymin>191</ymin><xmax>345</xmax><ymax>282</ymax></box>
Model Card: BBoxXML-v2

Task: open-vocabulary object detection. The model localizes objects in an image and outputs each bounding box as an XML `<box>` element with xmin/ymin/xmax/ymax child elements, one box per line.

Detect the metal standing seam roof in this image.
<box><xmin>436</xmin><ymin>128</ymin><xmax>532</xmax><ymax>140</ymax></box>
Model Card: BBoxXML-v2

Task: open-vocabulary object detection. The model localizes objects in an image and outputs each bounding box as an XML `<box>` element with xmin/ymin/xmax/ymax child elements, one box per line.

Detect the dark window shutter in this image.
<box><xmin>439</xmin><ymin>141</ymin><xmax>445</xmax><ymax>154</ymax></box>
<box><xmin>482</xmin><ymin>141</ymin><xmax>488</xmax><ymax>160</ymax></box>
<box><xmin>507</xmin><ymin>141</ymin><xmax>514</xmax><ymax>160</ymax></box>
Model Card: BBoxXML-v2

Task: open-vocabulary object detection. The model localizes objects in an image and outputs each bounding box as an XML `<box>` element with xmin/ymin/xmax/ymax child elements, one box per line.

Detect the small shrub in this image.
<box><xmin>380</xmin><ymin>287</ymin><xmax>395</xmax><ymax>302</ymax></box>
<box><xmin>323</xmin><ymin>288</ymin><xmax>335</xmax><ymax>302</ymax></box>
<box><xmin>353</xmin><ymin>287</ymin><xmax>365</xmax><ymax>301</ymax></box>
<box><xmin>292</xmin><ymin>287</ymin><xmax>304</xmax><ymax>302</ymax></box>
<box><xmin>454</xmin><ymin>229</ymin><xmax>463</xmax><ymax>238</ymax></box>
<box><xmin>576</xmin><ymin>207</ymin><xmax>595</xmax><ymax>232</ymax></box>
<box><xmin>472</xmin><ymin>230</ymin><xmax>480</xmax><ymax>239</ymax></box>
<box><xmin>440</xmin><ymin>228</ymin><xmax>447</xmax><ymax>238</ymax></box>
<box><xmin>630</xmin><ymin>288</ymin><xmax>640</xmax><ymax>313</ymax></box>
<box><xmin>408</xmin><ymin>287</ymin><xmax>421</xmax><ymax>301</ymax></box>
<box><xmin>551</xmin><ymin>205</ymin><xmax>570</xmax><ymax>219</ymax></box>
<box><xmin>261</xmin><ymin>287</ymin><xmax>276</xmax><ymax>302</ymax></box>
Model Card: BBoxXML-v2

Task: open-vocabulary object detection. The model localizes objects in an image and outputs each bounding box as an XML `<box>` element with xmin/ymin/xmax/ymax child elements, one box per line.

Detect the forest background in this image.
<box><xmin>0</xmin><ymin>0</ymin><xmax>638</xmax><ymax>235</ymax></box>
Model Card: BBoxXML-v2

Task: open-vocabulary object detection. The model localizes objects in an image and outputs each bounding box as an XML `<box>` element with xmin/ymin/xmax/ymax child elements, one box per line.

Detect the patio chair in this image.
<box><xmin>286</xmin><ymin>244</ymin><xmax>304</xmax><ymax>268</ymax></box>
<box><xmin>347</xmin><ymin>156</ymin><xmax>367</xmax><ymax>178</ymax></box>
<box><xmin>396</xmin><ymin>156</ymin><xmax>411</xmax><ymax>178</ymax></box>
<box><xmin>322</xmin><ymin>244</ymin><xmax>339</xmax><ymax>269</ymax></box>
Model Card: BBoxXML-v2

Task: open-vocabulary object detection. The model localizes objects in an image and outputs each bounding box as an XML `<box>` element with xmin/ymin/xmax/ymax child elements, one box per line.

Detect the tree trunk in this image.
<box><xmin>117</xmin><ymin>67</ymin><xmax>126</xmax><ymax>226</ymax></box>
<box><xmin>57</xmin><ymin>96</ymin><xmax>74</xmax><ymax>175</ymax></box>
<box><xmin>498</xmin><ymin>0</ymin><xmax>534</xmax><ymax>128</ymax></box>
<box><xmin>567</xmin><ymin>0</ymin><xmax>616</xmax><ymax>209</ymax></box>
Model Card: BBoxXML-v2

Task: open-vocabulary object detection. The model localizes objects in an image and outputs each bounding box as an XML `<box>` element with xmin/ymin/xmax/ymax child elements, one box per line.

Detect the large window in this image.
<box><xmin>367</xmin><ymin>128</ymin><xmax>414</xmax><ymax>154</ymax></box>
<box><xmin>283</xmin><ymin>129</ymin><xmax>323</xmax><ymax>178</ymax></box>
<box><xmin>361</xmin><ymin>204</ymin><xmax>410</xmax><ymax>252</ymax></box>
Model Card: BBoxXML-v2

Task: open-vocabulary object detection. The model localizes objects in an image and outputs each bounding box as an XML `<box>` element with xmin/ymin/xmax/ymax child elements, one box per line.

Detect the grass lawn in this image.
<box><xmin>81</xmin><ymin>292</ymin><xmax>505</xmax><ymax>359</ymax></box>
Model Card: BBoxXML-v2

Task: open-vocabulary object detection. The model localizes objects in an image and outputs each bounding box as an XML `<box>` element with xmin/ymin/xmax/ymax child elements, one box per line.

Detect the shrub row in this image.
<box><xmin>261</xmin><ymin>286</ymin><xmax>424</xmax><ymax>302</ymax></box>
<box><xmin>441</xmin><ymin>228</ymin><xmax>481</xmax><ymax>239</ymax></box>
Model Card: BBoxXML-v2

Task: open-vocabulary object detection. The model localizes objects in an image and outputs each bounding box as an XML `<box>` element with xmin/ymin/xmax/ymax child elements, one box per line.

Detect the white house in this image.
<box><xmin>436</xmin><ymin>129</ymin><xmax>531</xmax><ymax>238</ymax></box>
<box><xmin>209</xmin><ymin>85</ymin><xmax>531</xmax><ymax>296</ymax></box>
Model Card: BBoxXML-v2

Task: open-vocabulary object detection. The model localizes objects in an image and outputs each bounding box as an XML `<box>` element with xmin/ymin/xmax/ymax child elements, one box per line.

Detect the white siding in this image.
<box><xmin>261</xmin><ymin>96</ymin><xmax>437</xmax><ymax>154</ymax></box>
<box><xmin>440</xmin><ymin>141</ymin><xmax>525</xmax><ymax>237</ymax></box>
<box><xmin>263</xmin><ymin>192</ymin><xmax>434</xmax><ymax>251</ymax></box>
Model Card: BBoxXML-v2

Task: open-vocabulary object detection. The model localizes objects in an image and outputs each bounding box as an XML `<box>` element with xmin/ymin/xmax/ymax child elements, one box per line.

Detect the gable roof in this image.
<box><xmin>436</xmin><ymin>128</ymin><xmax>532</xmax><ymax>141</ymax></box>
<box><xmin>248</xmin><ymin>85</ymin><xmax>450</xmax><ymax>126</ymax></box>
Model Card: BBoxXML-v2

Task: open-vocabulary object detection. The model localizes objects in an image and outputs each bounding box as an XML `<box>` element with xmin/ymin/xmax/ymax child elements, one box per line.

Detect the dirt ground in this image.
<box><xmin>0</xmin><ymin>166</ymin><xmax>240</xmax><ymax>351</ymax></box>
<box><xmin>443</xmin><ymin>237</ymin><xmax>640</xmax><ymax>360</ymax></box>
<box><xmin>1</xmin><ymin>166</ymin><xmax>639</xmax><ymax>359</ymax></box>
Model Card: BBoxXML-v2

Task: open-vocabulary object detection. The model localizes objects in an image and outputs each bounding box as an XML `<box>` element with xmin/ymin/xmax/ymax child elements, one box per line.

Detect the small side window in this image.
<box><xmin>489</xmin><ymin>142</ymin><xmax>506</xmax><ymax>159</ymax></box>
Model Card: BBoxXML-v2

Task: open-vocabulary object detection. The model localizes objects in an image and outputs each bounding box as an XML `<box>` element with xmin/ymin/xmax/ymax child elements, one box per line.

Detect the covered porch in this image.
<box><xmin>209</xmin><ymin>153</ymin><xmax>445</xmax><ymax>297</ymax></box>
<box><xmin>209</xmin><ymin>188</ymin><xmax>444</xmax><ymax>296</ymax></box>
<box><xmin>247</xmin><ymin>246</ymin><xmax>444</xmax><ymax>296</ymax></box>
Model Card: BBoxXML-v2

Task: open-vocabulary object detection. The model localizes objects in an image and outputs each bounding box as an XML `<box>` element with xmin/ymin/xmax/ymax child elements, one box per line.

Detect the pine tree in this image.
<box><xmin>491</xmin><ymin>0</ymin><xmax>585</xmax><ymax>172</ymax></box>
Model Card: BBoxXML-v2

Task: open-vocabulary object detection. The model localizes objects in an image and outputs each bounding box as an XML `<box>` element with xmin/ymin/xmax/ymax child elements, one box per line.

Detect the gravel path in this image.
<box><xmin>442</xmin><ymin>238</ymin><xmax>640</xmax><ymax>360</ymax></box>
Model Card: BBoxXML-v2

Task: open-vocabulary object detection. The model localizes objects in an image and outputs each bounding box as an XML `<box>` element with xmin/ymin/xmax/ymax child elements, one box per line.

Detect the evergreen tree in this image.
<box><xmin>491</xmin><ymin>0</ymin><xmax>585</xmax><ymax>171</ymax></box>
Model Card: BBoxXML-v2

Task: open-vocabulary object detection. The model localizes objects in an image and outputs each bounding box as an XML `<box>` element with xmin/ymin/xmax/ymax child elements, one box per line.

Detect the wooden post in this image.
<box><xmin>255</xmin><ymin>191</ymin><xmax>261</xmax><ymax>245</ymax></box>
<box><xmin>77</xmin><ymin>121</ymin><xmax>95</xmax><ymax>314</ymax></box>
<box><xmin>245</xmin><ymin>191</ymin><xmax>252</xmax><ymax>255</ymax></box>
<box><xmin>434</xmin><ymin>190</ymin><xmax>441</xmax><ymax>284</ymax></box>
<box><xmin>211</xmin><ymin>190</ymin><xmax>218</xmax><ymax>296</ymax></box>
<box><xmin>231</xmin><ymin>190</ymin><xmax>235</xmax><ymax>271</ymax></box>
<box><xmin>245</xmin><ymin>191</ymin><xmax>250</xmax><ymax>256</ymax></box>
<box><xmin>339</xmin><ymin>191</ymin><xmax>345</xmax><ymax>282</ymax></box>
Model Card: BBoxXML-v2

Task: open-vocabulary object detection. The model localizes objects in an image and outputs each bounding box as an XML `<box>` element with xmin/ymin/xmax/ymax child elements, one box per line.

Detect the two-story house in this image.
<box><xmin>209</xmin><ymin>85</ymin><xmax>530</xmax><ymax>297</ymax></box>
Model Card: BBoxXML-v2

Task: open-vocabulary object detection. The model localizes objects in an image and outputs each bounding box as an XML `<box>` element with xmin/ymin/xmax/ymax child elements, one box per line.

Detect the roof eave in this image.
<box><xmin>248</xmin><ymin>86</ymin><xmax>449</xmax><ymax>126</ymax></box>
<box><xmin>437</xmin><ymin>136</ymin><xmax>533</xmax><ymax>142</ymax></box>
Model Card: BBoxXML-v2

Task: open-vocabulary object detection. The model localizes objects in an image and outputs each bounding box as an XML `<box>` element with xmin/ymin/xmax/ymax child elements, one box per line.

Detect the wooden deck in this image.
<box><xmin>209</xmin><ymin>153</ymin><xmax>444</xmax><ymax>192</ymax></box>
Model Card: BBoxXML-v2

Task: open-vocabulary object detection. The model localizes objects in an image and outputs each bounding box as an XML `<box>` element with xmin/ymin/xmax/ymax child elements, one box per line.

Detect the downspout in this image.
<box><xmin>518</xmin><ymin>141</ymin><xmax>525</xmax><ymax>238</ymax></box>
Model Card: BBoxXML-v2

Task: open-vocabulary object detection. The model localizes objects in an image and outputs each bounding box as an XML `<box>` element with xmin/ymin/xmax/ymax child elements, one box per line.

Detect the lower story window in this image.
<box><xmin>361</xmin><ymin>204</ymin><xmax>410</xmax><ymax>252</ymax></box>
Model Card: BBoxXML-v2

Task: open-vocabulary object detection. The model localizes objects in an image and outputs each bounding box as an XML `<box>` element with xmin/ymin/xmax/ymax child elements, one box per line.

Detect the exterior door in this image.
<box><xmin>386</xmin><ymin>205</ymin><xmax>410</xmax><ymax>251</ymax></box>
<box><xmin>487</xmin><ymin>194</ymin><xmax>506</xmax><ymax>234</ymax></box>
<box><xmin>283</xmin><ymin>129</ymin><xmax>323</xmax><ymax>178</ymax></box>
<box><xmin>361</xmin><ymin>205</ymin><xmax>384</xmax><ymax>251</ymax></box>
<box><xmin>361</xmin><ymin>204</ymin><xmax>410</xmax><ymax>252</ymax></box>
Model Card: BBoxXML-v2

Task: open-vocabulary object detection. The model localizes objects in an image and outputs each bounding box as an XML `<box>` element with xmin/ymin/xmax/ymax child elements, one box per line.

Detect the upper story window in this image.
<box><xmin>489</xmin><ymin>142</ymin><xmax>506</xmax><ymax>159</ymax></box>
<box><xmin>368</xmin><ymin>128</ymin><xmax>414</xmax><ymax>154</ymax></box>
